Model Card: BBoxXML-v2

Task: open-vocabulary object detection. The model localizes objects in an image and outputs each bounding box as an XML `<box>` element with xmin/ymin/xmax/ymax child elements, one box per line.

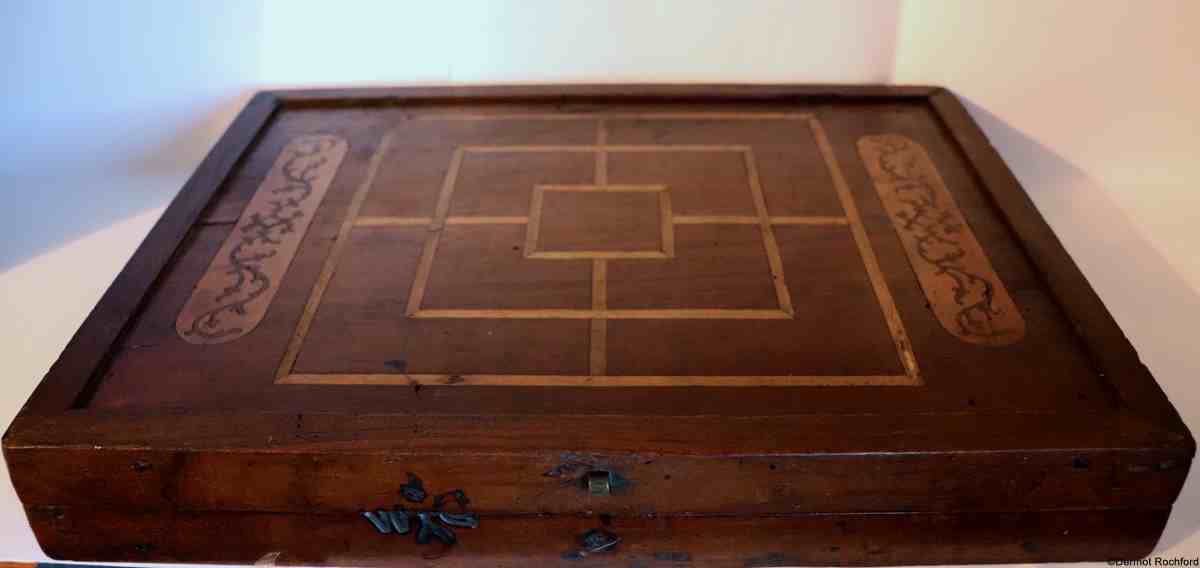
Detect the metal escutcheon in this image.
<box><xmin>586</xmin><ymin>470</ymin><xmax>613</xmax><ymax>496</ymax></box>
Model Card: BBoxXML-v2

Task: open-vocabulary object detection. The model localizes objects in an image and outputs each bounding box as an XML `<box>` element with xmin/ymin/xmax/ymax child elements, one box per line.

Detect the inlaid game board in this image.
<box><xmin>7</xmin><ymin>87</ymin><xmax>1189</xmax><ymax>566</ymax></box>
<box><xmin>169</xmin><ymin>109</ymin><xmax>1039</xmax><ymax>390</ymax></box>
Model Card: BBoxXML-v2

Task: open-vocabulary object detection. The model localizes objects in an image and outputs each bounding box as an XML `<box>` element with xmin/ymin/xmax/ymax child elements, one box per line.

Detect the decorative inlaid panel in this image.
<box><xmin>176</xmin><ymin>135</ymin><xmax>349</xmax><ymax>344</ymax></box>
<box><xmin>857</xmin><ymin>134</ymin><xmax>1025</xmax><ymax>346</ymax></box>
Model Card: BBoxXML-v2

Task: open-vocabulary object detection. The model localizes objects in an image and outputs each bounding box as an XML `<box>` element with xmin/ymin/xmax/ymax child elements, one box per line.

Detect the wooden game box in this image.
<box><xmin>4</xmin><ymin>85</ymin><xmax>1192</xmax><ymax>566</ymax></box>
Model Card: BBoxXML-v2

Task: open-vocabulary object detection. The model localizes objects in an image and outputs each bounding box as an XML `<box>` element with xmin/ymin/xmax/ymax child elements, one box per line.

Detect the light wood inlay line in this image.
<box><xmin>592</xmin><ymin>261</ymin><xmax>608</xmax><ymax>311</ymax></box>
<box><xmin>673</xmin><ymin>215</ymin><xmax>760</xmax><ymax>225</ymax></box>
<box><xmin>743</xmin><ymin>149</ymin><xmax>794</xmax><ymax>317</ymax></box>
<box><xmin>590</xmin><ymin>259</ymin><xmax>607</xmax><ymax>376</ymax></box>
<box><xmin>359</xmin><ymin>216</ymin><xmax>530</xmax><ymax>227</ymax></box>
<box><xmin>281</xmin><ymin>373</ymin><xmax>918</xmax><ymax>387</ymax></box>
<box><xmin>808</xmin><ymin>118</ymin><xmax>921</xmax><ymax>382</ymax></box>
<box><xmin>771</xmin><ymin>216</ymin><xmax>849</xmax><ymax>226</ymax></box>
<box><xmin>428</xmin><ymin>148</ymin><xmax>466</xmax><ymax>231</ymax></box>
<box><xmin>595</xmin><ymin>119</ymin><xmax>608</xmax><ymax>186</ymax></box>
<box><xmin>275</xmin><ymin>132</ymin><xmax>396</xmax><ymax>379</ymax></box>
<box><xmin>523</xmin><ymin>186</ymin><xmax>545</xmax><ymax>257</ymax></box>
<box><xmin>445</xmin><ymin>216</ymin><xmax>529</xmax><ymax>225</ymax></box>
<box><xmin>536</xmin><ymin>184</ymin><xmax>666</xmax><ymax>193</ymax></box>
<box><xmin>410</xmin><ymin>309</ymin><xmax>792</xmax><ymax>320</ymax></box>
<box><xmin>405</xmin><ymin>147</ymin><xmax>465</xmax><ymax>316</ymax></box>
<box><xmin>464</xmin><ymin>144</ymin><xmax>750</xmax><ymax>153</ymax></box>
<box><xmin>589</xmin><ymin>120</ymin><xmax>609</xmax><ymax>376</ymax></box>
<box><xmin>355</xmin><ymin>216</ymin><xmax>432</xmax><ymax>227</ymax></box>
<box><xmin>527</xmin><ymin>251</ymin><xmax>671</xmax><ymax>260</ymax></box>
<box><xmin>357</xmin><ymin>215</ymin><xmax>848</xmax><ymax>228</ymax></box>
<box><xmin>659</xmin><ymin>191</ymin><xmax>675</xmax><ymax>257</ymax></box>
<box><xmin>412</xmin><ymin>112</ymin><xmax>815</xmax><ymax>121</ymax></box>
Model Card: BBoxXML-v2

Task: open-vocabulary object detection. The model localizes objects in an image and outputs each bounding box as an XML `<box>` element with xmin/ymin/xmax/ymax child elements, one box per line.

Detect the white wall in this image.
<box><xmin>2</xmin><ymin>0</ymin><xmax>1200</xmax><ymax>563</ymax></box>
<box><xmin>895</xmin><ymin>0</ymin><xmax>1200</xmax><ymax>290</ymax></box>
<box><xmin>1</xmin><ymin>0</ymin><xmax>263</xmax><ymax>270</ymax></box>
<box><xmin>258</xmin><ymin>0</ymin><xmax>900</xmax><ymax>85</ymax></box>
<box><xmin>894</xmin><ymin>0</ymin><xmax>1200</xmax><ymax>554</ymax></box>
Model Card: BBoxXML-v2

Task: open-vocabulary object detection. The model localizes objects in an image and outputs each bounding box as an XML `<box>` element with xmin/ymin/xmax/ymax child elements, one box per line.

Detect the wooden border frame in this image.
<box><xmin>5</xmin><ymin>85</ymin><xmax>1191</xmax><ymax>508</ymax></box>
<box><xmin>16</xmin><ymin>91</ymin><xmax>280</xmax><ymax>413</ymax></box>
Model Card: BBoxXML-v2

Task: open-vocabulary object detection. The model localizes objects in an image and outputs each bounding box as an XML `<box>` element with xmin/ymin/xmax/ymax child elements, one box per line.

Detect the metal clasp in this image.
<box><xmin>586</xmin><ymin>470</ymin><xmax>612</xmax><ymax>496</ymax></box>
<box><xmin>585</xmin><ymin>469</ymin><xmax>630</xmax><ymax>496</ymax></box>
<box><xmin>563</xmin><ymin>528</ymin><xmax>621</xmax><ymax>560</ymax></box>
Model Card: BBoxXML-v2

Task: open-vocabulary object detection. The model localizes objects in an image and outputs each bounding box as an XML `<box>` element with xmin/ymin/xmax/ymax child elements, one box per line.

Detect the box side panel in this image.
<box><xmin>26</xmin><ymin>507</ymin><xmax>1168</xmax><ymax>566</ymax></box>
<box><xmin>5</xmin><ymin>446</ymin><xmax>1190</xmax><ymax>516</ymax></box>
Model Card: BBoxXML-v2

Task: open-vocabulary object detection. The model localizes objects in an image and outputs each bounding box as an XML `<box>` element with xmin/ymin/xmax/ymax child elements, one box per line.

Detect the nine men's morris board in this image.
<box><xmin>3</xmin><ymin>85</ymin><xmax>1192</xmax><ymax>566</ymax></box>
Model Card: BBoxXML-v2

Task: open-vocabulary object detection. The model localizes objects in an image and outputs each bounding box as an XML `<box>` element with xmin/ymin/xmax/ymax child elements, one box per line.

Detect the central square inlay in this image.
<box><xmin>526</xmin><ymin>185</ymin><xmax>674</xmax><ymax>259</ymax></box>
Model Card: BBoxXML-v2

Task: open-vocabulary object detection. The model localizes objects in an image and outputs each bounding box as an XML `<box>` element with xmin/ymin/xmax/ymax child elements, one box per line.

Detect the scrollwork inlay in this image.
<box><xmin>176</xmin><ymin>135</ymin><xmax>349</xmax><ymax>344</ymax></box>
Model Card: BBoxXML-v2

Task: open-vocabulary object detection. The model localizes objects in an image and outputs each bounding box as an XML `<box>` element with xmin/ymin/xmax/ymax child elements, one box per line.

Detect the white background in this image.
<box><xmin>1</xmin><ymin>1</ymin><xmax>1198</xmax><ymax>565</ymax></box>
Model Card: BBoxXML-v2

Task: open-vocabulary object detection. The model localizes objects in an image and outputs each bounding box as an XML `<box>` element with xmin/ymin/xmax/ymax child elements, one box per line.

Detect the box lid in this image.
<box><xmin>5</xmin><ymin>86</ymin><xmax>1191</xmax><ymax>530</ymax></box>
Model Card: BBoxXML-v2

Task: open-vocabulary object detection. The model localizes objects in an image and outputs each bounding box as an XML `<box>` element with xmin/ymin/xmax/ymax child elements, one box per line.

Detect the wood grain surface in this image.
<box><xmin>20</xmin><ymin>95</ymin><xmax>1164</xmax><ymax>415</ymax></box>
<box><xmin>253</xmin><ymin>112</ymin><xmax>921</xmax><ymax>387</ymax></box>
<box><xmin>4</xmin><ymin>85</ymin><xmax>1191</xmax><ymax>566</ymax></box>
<box><xmin>25</xmin><ymin>508</ymin><xmax>1170</xmax><ymax>566</ymax></box>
